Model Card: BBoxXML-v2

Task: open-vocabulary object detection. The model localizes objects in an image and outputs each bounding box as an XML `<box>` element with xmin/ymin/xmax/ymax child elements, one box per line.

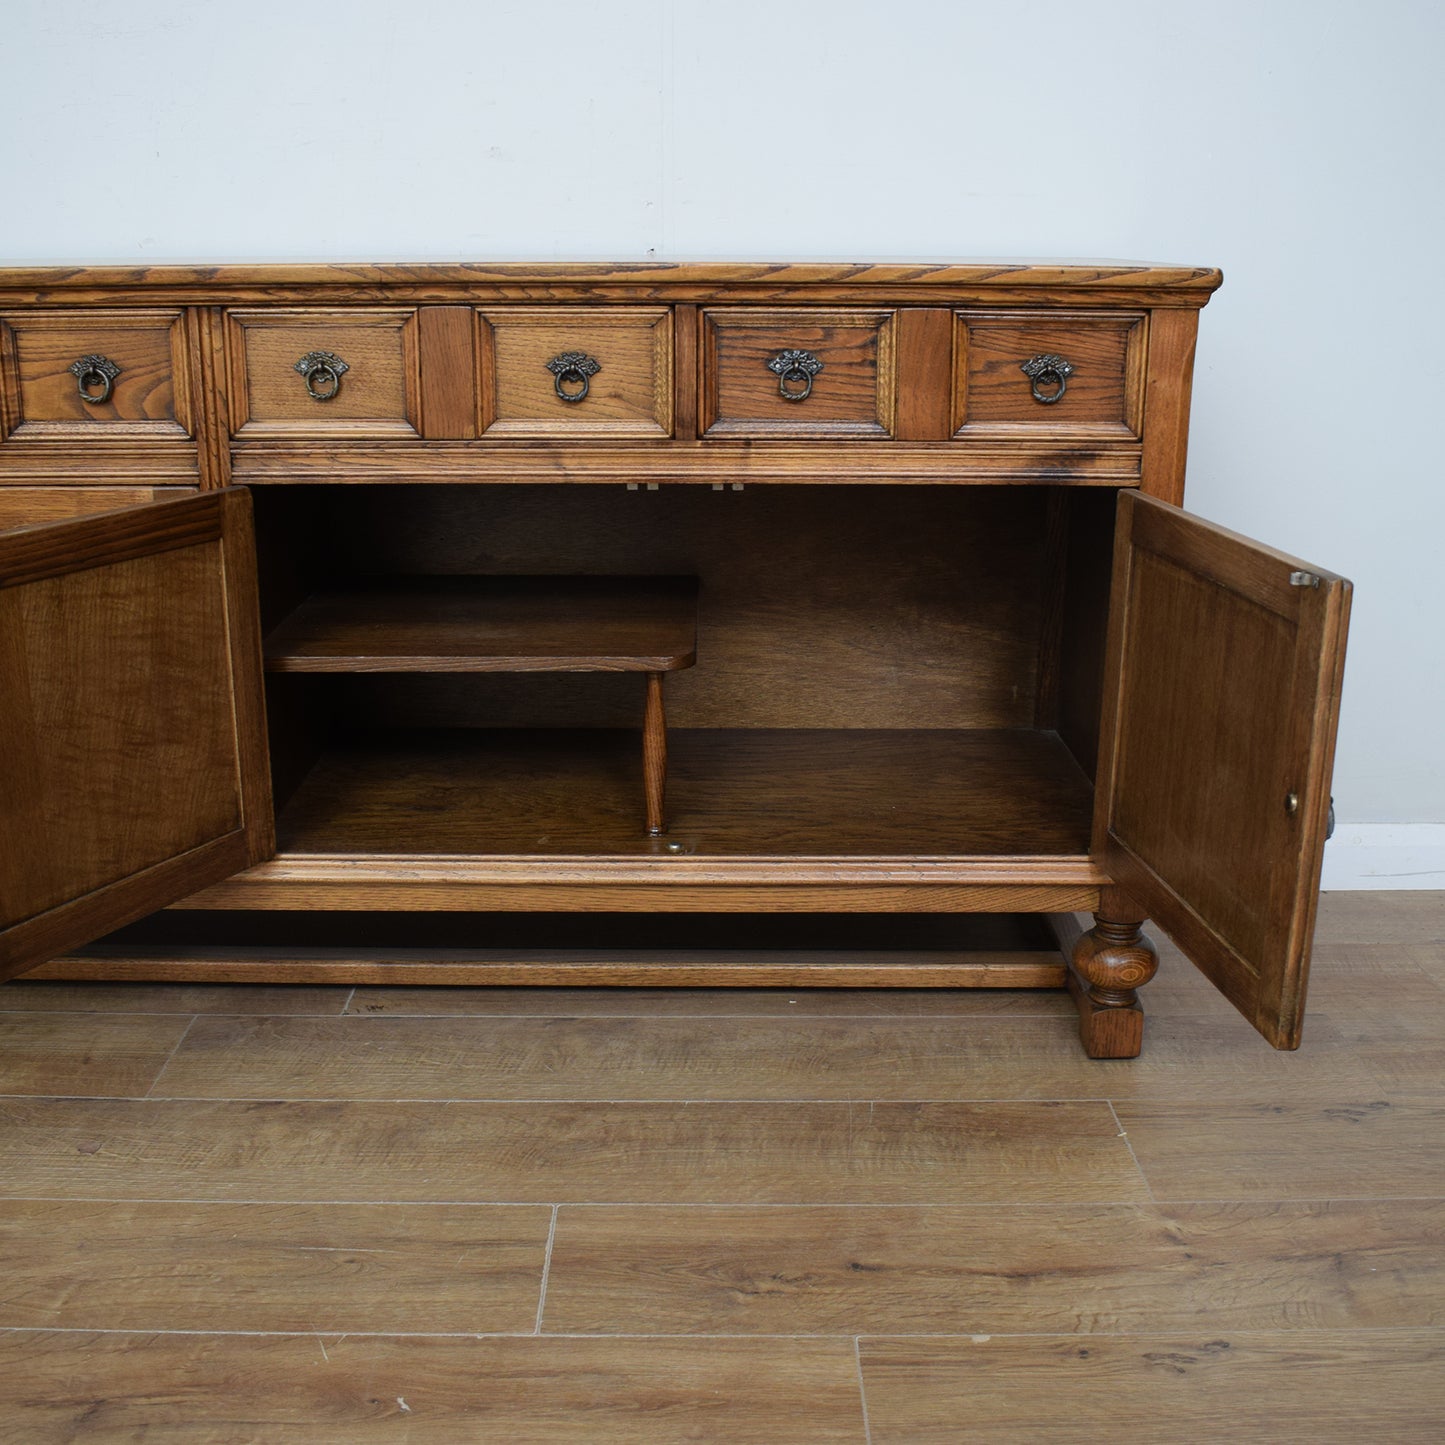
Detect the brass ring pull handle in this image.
<box><xmin>546</xmin><ymin>351</ymin><xmax>601</xmax><ymax>403</ymax></box>
<box><xmin>294</xmin><ymin>350</ymin><xmax>349</xmax><ymax>402</ymax></box>
<box><xmin>1019</xmin><ymin>353</ymin><xmax>1074</xmax><ymax>405</ymax></box>
<box><xmin>70</xmin><ymin>355</ymin><xmax>121</xmax><ymax>405</ymax></box>
<box><xmin>767</xmin><ymin>349</ymin><xmax>824</xmax><ymax>402</ymax></box>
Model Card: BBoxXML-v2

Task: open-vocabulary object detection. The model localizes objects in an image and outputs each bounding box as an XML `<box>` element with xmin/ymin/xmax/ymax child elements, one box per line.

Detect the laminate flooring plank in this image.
<box><xmin>346</xmin><ymin>980</ymin><xmax>1074</xmax><ymax>1018</ymax></box>
<box><xmin>859</xmin><ymin>1331</ymin><xmax>1445</xmax><ymax>1444</ymax></box>
<box><xmin>0</xmin><ymin>1200</ymin><xmax>550</xmax><ymax>1334</ymax></box>
<box><xmin>1315</xmin><ymin>891</ymin><xmax>1445</xmax><ymax>945</ymax></box>
<box><xmin>0</xmin><ymin>1333</ymin><xmax>866</xmax><ymax>1444</ymax></box>
<box><xmin>0</xmin><ymin>1013</ymin><xmax>191</xmax><ymax>1097</ymax></box>
<box><xmin>543</xmin><ymin>1200</ymin><xmax>1445</xmax><ymax>1336</ymax></box>
<box><xmin>1115</xmin><ymin>1101</ymin><xmax>1445</xmax><ymax>1201</ymax></box>
<box><xmin>147</xmin><ymin>1013</ymin><xmax>1382</xmax><ymax>1103</ymax></box>
<box><xmin>0</xmin><ymin>1099</ymin><xmax>1146</xmax><ymax>1205</ymax></box>
<box><xmin>0</xmin><ymin>981</ymin><xmax>352</xmax><ymax>1015</ymax></box>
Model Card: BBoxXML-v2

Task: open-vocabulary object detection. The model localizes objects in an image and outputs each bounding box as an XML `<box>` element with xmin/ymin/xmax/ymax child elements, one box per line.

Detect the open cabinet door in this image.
<box><xmin>1095</xmin><ymin>492</ymin><xmax>1351</xmax><ymax>1048</ymax></box>
<box><xmin>0</xmin><ymin>489</ymin><xmax>273</xmax><ymax>980</ymax></box>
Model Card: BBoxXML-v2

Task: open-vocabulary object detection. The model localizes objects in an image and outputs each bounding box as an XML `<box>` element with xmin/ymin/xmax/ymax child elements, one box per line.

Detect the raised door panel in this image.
<box><xmin>0</xmin><ymin>489</ymin><xmax>273</xmax><ymax>980</ymax></box>
<box><xmin>1095</xmin><ymin>492</ymin><xmax>1351</xmax><ymax>1047</ymax></box>
<box><xmin>0</xmin><ymin>310</ymin><xmax>192</xmax><ymax>443</ymax></box>
<box><xmin>701</xmin><ymin>309</ymin><xmax>897</xmax><ymax>439</ymax></box>
<box><xmin>477</xmin><ymin>307</ymin><xmax>672</xmax><ymax>439</ymax></box>
<box><xmin>226</xmin><ymin>309</ymin><xmax>421</xmax><ymax>440</ymax></box>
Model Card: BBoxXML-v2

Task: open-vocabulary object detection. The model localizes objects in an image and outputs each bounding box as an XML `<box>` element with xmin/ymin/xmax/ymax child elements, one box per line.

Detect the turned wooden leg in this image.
<box><xmin>1062</xmin><ymin>892</ymin><xmax>1159</xmax><ymax>1059</ymax></box>
<box><xmin>643</xmin><ymin>671</ymin><xmax>667</xmax><ymax>836</ymax></box>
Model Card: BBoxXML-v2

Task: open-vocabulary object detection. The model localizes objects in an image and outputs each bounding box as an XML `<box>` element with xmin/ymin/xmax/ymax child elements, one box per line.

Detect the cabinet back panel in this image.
<box><xmin>255</xmin><ymin>485</ymin><xmax>1047</xmax><ymax>731</ymax></box>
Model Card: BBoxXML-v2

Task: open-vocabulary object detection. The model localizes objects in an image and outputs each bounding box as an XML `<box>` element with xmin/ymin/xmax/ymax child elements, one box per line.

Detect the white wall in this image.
<box><xmin>3</xmin><ymin>1</ymin><xmax>1442</xmax><ymax>851</ymax></box>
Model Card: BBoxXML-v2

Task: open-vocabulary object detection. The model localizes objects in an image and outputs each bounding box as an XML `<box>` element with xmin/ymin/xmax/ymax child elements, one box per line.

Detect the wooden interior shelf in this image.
<box><xmin>262</xmin><ymin>575</ymin><xmax>699</xmax><ymax>673</ymax></box>
<box><xmin>271</xmin><ymin>727</ymin><xmax>1095</xmax><ymax>860</ymax></box>
<box><xmin>264</xmin><ymin>575</ymin><xmax>698</xmax><ymax>837</ymax></box>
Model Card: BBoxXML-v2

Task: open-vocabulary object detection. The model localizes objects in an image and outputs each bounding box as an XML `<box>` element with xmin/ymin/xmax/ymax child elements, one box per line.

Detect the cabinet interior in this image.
<box><xmin>248</xmin><ymin>481</ymin><xmax>1116</xmax><ymax>863</ymax></box>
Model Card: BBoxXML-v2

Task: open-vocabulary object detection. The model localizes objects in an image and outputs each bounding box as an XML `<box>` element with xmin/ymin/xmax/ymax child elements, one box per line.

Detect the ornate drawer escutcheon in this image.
<box><xmin>767</xmin><ymin>348</ymin><xmax>824</xmax><ymax>402</ymax></box>
<box><xmin>69</xmin><ymin>354</ymin><xmax>121</xmax><ymax>405</ymax></box>
<box><xmin>546</xmin><ymin>350</ymin><xmax>602</xmax><ymax>403</ymax></box>
<box><xmin>1019</xmin><ymin>352</ymin><xmax>1074</xmax><ymax>405</ymax></box>
<box><xmin>294</xmin><ymin>350</ymin><xmax>350</xmax><ymax>402</ymax></box>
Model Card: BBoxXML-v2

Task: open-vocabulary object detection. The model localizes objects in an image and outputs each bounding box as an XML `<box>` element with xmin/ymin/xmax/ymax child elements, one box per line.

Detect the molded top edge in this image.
<box><xmin>0</xmin><ymin>260</ymin><xmax>1224</xmax><ymax>291</ymax></box>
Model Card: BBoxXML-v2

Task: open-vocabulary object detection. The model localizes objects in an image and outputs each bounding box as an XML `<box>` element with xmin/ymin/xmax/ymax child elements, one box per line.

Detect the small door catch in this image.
<box><xmin>1289</xmin><ymin>570</ymin><xmax>1322</xmax><ymax>588</ymax></box>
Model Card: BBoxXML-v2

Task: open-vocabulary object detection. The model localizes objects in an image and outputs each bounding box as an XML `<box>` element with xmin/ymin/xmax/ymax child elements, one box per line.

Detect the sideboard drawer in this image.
<box><xmin>226</xmin><ymin>308</ymin><xmax>421</xmax><ymax>440</ymax></box>
<box><xmin>0</xmin><ymin>310</ymin><xmax>191</xmax><ymax>442</ymax></box>
<box><xmin>952</xmin><ymin>311</ymin><xmax>1146</xmax><ymax>440</ymax></box>
<box><xmin>701</xmin><ymin>309</ymin><xmax>897</xmax><ymax>439</ymax></box>
<box><xmin>477</xmin><ymin>306</ymin><xmax>672</xmax><ymax>438</ymax></box>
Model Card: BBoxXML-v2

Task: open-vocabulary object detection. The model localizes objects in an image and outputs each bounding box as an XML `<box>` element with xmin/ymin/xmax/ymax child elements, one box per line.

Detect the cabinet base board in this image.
<box><xmin>33</xmin><ymin>946</ymin><xmax>1066</xmax><ymax>989</ymax></box>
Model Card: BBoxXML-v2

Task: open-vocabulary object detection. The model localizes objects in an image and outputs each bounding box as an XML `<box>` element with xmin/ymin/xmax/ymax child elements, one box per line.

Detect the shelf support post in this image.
<box><xmin>643</xmin><ymin>671</ymin><xmax>667</xmax><ymax>836</ymax></box>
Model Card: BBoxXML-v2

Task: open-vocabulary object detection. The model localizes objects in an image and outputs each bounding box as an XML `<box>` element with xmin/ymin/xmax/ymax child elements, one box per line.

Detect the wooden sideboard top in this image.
<box><xmin>0</xmin><ymin>261</ymin><xmax>1224</xmax><ymax>308</ymax></box>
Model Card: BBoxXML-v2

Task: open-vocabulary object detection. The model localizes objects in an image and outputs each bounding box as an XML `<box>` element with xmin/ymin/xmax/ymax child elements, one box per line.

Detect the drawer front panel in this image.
<box><xmin>227</xmin><ymin>309</ymin><xmax>420</xmax><ymax>439</ymax></box>
<box><xmin>953</xmin><ymin>311</ymin><xmax>1146</xmax><ymax>440</ymax></box>
<box><xmin>478</xmin><ymin>307</ymin><xmax>672</xmax><ymax>439</ymax></box>
<box><xmin>0</xmin><ymin>310</ymin><xmax>190</xmax><ymax>442</ymax></box>
<box><xmin>701</xmin><ymin>309</ymin><xmax>897</xmax><ymax>439</ymax></box>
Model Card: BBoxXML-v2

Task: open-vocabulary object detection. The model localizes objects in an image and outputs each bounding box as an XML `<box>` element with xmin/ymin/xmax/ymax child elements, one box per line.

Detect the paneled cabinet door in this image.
<box><xmin>1094</xmin><ymin>491</ymin><xmax>1351</xmax><ymax>1048</ymax></box>
<box><xmin>0</xmin><ymin>489</ymin><xmax>273</xmax><ymax>980</ymax></box>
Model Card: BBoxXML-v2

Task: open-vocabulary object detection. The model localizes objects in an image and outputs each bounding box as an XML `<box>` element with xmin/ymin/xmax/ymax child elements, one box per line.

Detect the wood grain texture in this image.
<box><xmin>226</xmin><ymin>307</ymin><xmax>420</xmax><ymax>439</ymax></box>
<box><xmin>0</xmin><ymin>979</ymin><xmax>351</xmax><ymax>1013</ymax></box>
<box><xmin>0</xmin><ymin>1011</ymin><xmax>189</xmax><ymax>1096</ymax></box>
<box><xmin>643</xmin><ymin>671</ymin><xmax>667</xmax><ymax>835</ymax></box>
<box><xmin>0</xmin><ymin>1333</ymin><xmax>867</xmax><ymax>1444</ymax></box>
<box><xmin>341</xmin><ymin>979</ymin><xmax>1076</xmax><ymax>1017</ymax></box>
<box><xmin>1096</xmin><ymin>492</ymin><xmax>1351</xmax><ymax>1047</ymax></box>
<box><xmin>0</xmin><ymin>491</ymin><xmax>273</xmax><ymax>978</ymax></box>
<box><xmin>142</xmin><ymin>1011</ymin><xmax>1382</xmax><ymax>1104</ymax></box>
<box><xmin>261</xmin><ymin>728</ymin><xmax>1093</xmax><ymax>859</ymax></box>
<box><xmin>953</xmin><ymin>310</ymin><xmax>1145</xmax><ymax>439</ymax></box>
<box><xmin>0</xmin><ymin>1200</ymin><xmax>551</xmax><ymax>1333</ymax></box>
<box><xmin>263</xmin><ymin>576</ymin><xmax>699</xmax><ymax>673</ymax></box>
<box><xmin>0</xmin><ymin>1098</ymin><xmax>1144</xmax><ymax>1203</ymax></box>
<box><xmin>1114</xmin><ymin>1100</ymin><xmax>1445</xmax><ymax>1200</ymax></box>
<box><xmin>187</xmin><ymin>305</ymin><xmax>232</xmax><ymax>488</ymax></box>
<box><xmin>227</xmin><ymin>439</ymin><xmax>1142</xmax><ymax>484</ymax></box>
<box><xmin>0</xmin><ymin>486</ymin><xmax>193</xmax><ymax>531</ymax></box>
<box><xmin>477</xmin><ymin>306</ymin><xmax>672</xmax><ymax>438</ymax></box>
<box><xmin>272</xmin><ymin>483</ymin><xmax>1050</xmax><ymax>731</ymax></box>
<box><xmin>37</xmin><ymin>947</ymin><xmax>1070</xmax><ymax>989</ymax></box>
<box><xmin>0</xmin><ymin>308</ymin><xmax>190</xmax><ymax>441</ymax></box>
<box><xmin>0</xmin><ymin>260</ymin><xmax>1225</xmax><ymax>307</ymax></box>
<box><xmin>1138</xmin><ymin>306</ymin><xmax>1201</xmax><ymax>503</ymax></box>
<box><xmin>416</xmin><ymin>305</ymin><xmax>478</xmax><ymax>439</ymax></box>
<box><xmin>893</xmin><ymin>308</ymin><xmax>953</xmax><ymax>440</ymax></box>
<box><xmin>860</xmin><ymin>1332</ymin><xmax>1445</xmax><ymax>1443</ymax></box>
<box><xmin>543</xmin><ymin>1199</ymin><xmax>1445</xmax><ymax>1335</ymax></box>
<box><xmin>702</xmin><ymin>308</ymin><xmax>896</xmax><ymax>438</ymax></box>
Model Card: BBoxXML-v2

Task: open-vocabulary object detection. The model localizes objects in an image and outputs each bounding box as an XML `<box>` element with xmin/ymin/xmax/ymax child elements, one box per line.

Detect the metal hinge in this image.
<box><xmin>1289</xmin><ymin>570</ymin><xmax>1322</xmax><ymax>588</ymax></box>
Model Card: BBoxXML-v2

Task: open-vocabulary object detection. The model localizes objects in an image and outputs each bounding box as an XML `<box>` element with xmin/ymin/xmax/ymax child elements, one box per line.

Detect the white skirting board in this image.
<box><xmin>1320</xmin><ymin>823</ymin><xmax>1445</xmax><ymax>891</ymax></box>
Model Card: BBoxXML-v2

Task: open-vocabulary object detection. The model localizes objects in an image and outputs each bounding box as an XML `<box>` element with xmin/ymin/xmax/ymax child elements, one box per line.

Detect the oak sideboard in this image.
<box><xmin>0</xmin><ymin>262</ymin><xmax>1350</xmax><ymax>1057</ymax></box>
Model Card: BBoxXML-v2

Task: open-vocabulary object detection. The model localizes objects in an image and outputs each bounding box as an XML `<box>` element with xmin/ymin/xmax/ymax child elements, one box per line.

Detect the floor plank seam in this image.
<box><xmin>1105</xmin><ymin>1099</ymin><xmax>1158</xmax><ymax>1203</ymax></box>
<box><xmin>120</xmin><ymin>1095</ymin><xmax>1129</xmax><ymax>1105</ymax></box>
<box><xmin>5</xmin><ymin>1326</ymin><xmax>1444</xmax><ymax>1341</ymax></box>
<box><xmin>854</xmin><ymin>1335</ymin><xmax>874</xmax><ymax>1445</ymax></box>
<box><xmin>534</xmin><ymin>1204</ymin><xmax>559</xmax><ymax>1335</ymax></box>
<box><xmin>141</xmin><ymin>1015</ymin><xmax>199</xmax><ymax>1100</ymax></box>
<box><xmin>7</xmin><ymin>1194</ymin><xmax>1438</xmax><ymax>1207</ymax></box>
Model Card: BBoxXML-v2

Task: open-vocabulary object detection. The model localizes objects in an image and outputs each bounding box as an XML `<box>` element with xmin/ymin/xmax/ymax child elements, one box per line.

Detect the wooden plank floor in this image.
<box><xmin>0</xmin><ymin>891</ymin><xmax>1440</xmax><ymax>1442</ymax></box>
